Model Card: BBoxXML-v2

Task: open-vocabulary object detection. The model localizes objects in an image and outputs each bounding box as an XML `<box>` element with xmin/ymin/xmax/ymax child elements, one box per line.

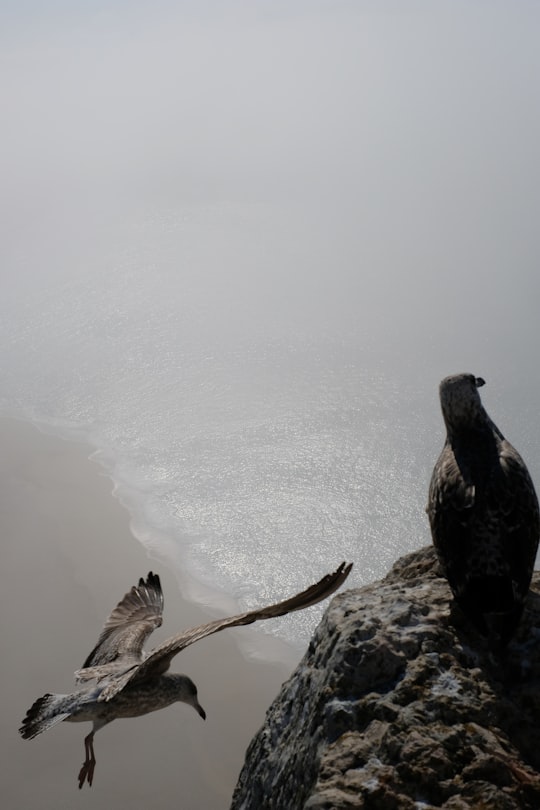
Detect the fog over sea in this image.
<box><xmin>2</xmin><ymin>1</ymin><xmax>540</xmax><ymax>646</ymax></box>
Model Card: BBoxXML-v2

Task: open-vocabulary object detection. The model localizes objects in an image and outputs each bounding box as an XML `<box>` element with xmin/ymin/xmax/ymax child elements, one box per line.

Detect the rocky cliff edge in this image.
<box><xmin>231</xmin><ymin>546</ymin><xmax>540</xmax><ymax>810</ymax></box>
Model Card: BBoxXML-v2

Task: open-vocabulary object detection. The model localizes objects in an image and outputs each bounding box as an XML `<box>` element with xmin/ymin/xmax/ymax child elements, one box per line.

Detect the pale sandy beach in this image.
<box><xmin>0</xmin><ymin>418</ymin><xmax>298</xmax><ymax>809</ymax></box>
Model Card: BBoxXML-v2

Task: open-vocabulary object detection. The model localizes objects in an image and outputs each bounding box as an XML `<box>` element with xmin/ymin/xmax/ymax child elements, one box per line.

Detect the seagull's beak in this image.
<box><xmin>475</xmin><ymin>377</ymin><xmax>486</xmax><ymax>388</ymax></box>
<box><xmin>196</xmin><ymin>701</ymin><xmax>206</xmax><ymax>721</ymax></box>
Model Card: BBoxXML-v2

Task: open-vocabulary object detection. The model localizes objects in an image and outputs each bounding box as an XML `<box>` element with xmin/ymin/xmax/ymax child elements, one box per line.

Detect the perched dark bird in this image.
<box><xmin>19</xmin><ymin>563</ymin><xmax>352</xmax><ymax>788</ymax></box>
<box><xmin>427</xmin><ymin>373</ymin><xmax>539</xmax><ymax>646</ymax></box>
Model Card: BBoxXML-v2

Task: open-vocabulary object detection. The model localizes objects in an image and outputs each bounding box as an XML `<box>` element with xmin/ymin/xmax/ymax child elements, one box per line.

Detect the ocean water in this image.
<box><xmin>3</xmin><ymin>200</ymin><xmax>540</xmax><ymax>647</ymax></box>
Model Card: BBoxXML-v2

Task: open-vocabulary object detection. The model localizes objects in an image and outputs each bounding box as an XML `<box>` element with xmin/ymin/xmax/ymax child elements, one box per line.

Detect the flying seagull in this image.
<box><xmin>427</xmin><ymin>373</ymin><xmax>539</xmax><ymax>646</ymax></box>
<box><xmin>20</xmin><ymin>563</ymin><xmax>352</xmax><ymax>788</ymax></box>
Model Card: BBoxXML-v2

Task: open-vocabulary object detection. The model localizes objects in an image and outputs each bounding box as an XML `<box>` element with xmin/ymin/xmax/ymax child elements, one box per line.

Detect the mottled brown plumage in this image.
<box><xmin>427</xmin><ymin>373</ymin><xmax>539</xmax><ymax>646</ymax></box>
<box><xmin>20</xmin><ymin>563</ymin><xmax>352</xmax><ymax>787</ymax></box>
<box><xmin>81</xmin><ymin>571</ymin><xmax>163</xmax><ymax>670</ymax></box>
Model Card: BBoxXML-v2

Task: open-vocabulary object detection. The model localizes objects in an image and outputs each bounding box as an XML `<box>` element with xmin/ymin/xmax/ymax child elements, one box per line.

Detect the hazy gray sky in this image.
<box><xmin>2</xmin><ymin>1</ymin><xmax>540</xmax><ymax>373</ymax></box>
<box><xmin>4</xmin><ymin>1</ymin><xmax>539</xmax><ymax>201</ymax></box>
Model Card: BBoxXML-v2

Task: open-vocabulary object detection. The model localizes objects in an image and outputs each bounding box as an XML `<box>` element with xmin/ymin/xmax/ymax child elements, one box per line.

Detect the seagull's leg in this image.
<box><xmin>78</xmin><ymin>731</ymin><xmax>96</xmax><ymax>789</ymax></box>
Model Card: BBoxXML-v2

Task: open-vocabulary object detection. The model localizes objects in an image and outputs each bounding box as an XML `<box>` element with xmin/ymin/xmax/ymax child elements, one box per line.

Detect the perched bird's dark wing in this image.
<box><xmin>427</xmin><ymin>443</ymin><xmax>477</xmax><ymax>595</ymax></box>
<box><xmin>77</xmin><ymin>572</ymin><xmax>163</xmax><ymax>676</ymax></box>
<box><xmin>428</xmin><ymin>437</ymin><xmax>540</xmax><ymax>606</ymax></box>
<box><xmin>98</xmin><ymin>562</ymin><xmax>352</xmax><ymax>702</ymax></box>
<box><xmin>497</xmin><ymin>443</ymin><xmax>540</xmax><ymax>599</ymax></box>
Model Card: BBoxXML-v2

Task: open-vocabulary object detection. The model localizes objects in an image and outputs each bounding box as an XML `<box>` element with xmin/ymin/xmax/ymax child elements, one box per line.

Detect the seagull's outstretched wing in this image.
<box><xmin>98</xmin><ymin>562</ymin><xmax>352</xmax><ymax>701</ymax></box>
<box><xmin>77</xmin><ymin>572</ymin><xmax>164</xmax><ymax>677</ymax></box>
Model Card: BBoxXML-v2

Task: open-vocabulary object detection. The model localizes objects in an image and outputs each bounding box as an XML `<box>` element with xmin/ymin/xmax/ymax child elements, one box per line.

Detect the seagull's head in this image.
<box><xmin>171</xmin><ymin>675</ymin><xmax>206</xmax><ymax>720</ymax></box>
<box><xmin>439</xmin><ymin>373</ymin><xmax>487</xmax><ymax>431</ymax></box>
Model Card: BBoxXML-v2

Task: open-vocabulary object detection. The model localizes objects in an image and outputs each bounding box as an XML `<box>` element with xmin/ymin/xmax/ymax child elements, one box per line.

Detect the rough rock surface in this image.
<box><xmin>231</xmin><ymin>546</ymin><xmax>540</xmax><ymax>809</ymax></box>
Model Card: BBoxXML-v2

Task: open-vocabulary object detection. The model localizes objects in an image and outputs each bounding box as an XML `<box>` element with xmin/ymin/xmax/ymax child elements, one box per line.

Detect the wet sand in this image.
<box><xmin>0</xmin><ymin>418</ymin><xmax>298</xmax><ymax>809</ymax></box>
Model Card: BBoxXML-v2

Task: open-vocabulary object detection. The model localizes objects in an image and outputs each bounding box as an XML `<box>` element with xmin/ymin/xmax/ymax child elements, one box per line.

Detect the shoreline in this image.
<box><xmin>7</xmin><ymin>412</ymin><xmax>309</xmax><ymax>660</ymax></box>
<box><xmin>1</xmin><ymin>417</ymin><xmax>297</xmax><ymax>809</ymax></box>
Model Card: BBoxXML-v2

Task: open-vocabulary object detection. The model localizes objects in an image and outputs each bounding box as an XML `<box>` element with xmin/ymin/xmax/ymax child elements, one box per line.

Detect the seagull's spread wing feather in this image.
<box><xmin>98</xmin><ymin>562</ymin><xmax>352</xmax><ymax>702</ymax></box>
<box><xmin>77</xmin><ymin>572</ymin><xmax>163</xmax><ymax>676</ymax></box>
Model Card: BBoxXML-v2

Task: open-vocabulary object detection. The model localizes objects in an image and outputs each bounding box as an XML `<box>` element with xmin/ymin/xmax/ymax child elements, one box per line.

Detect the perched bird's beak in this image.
<box><xmin>475</xmin><ymin>377</ymin><xmax>486</xmax><ymax>388</ymax></box>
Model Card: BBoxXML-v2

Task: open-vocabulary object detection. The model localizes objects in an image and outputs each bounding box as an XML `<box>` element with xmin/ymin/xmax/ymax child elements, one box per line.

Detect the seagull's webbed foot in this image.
<box><xmin>78</xmin><ymin>731</ymin><xmax>96</xmax><ymax>789</ymax></box>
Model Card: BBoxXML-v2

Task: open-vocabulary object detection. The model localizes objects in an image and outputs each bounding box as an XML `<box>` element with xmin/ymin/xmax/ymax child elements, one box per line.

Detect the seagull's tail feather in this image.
<box><xmin>19</xmin><ymin>693</ymin><xmax>75</xmax><ymax>740</ymax></box>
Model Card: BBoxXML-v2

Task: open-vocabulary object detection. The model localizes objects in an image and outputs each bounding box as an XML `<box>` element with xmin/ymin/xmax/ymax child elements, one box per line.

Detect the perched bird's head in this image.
<box><xmin>171</xmin><ymin>675</ymin><xmax>206</xmax><ymax>720</ymax></box>
<box><xmin>439</xmin><ymin>373</ymin><xmax>487</xmax><ymax>432</ymax></box>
